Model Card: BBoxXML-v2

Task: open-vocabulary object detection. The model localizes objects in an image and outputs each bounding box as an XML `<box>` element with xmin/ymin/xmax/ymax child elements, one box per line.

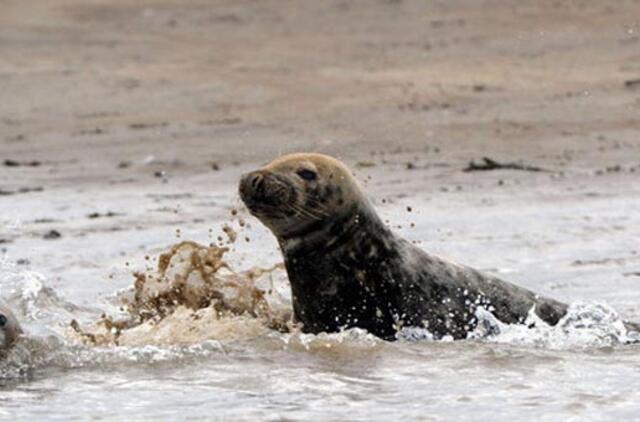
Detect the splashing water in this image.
<box><xmin>0</xmin><ymin>241</ymin><xmax>289</xmax><ymax>379</ymax></box>
<box><xmin>68</xmin><ymin>241</ymin><xmax>292</xmax><ymax>347</ymax></box>
<box><xmin>2</xmin><ymin>241</ymin><xmax>639</xmax><ymax>384</ymax></box>
<box><xmin>397</xmin><ymin>303</ymin><xmax>640</xmax><ymax>348</ymax></box>
<box><xmin>469</xmin><ymin>302</ymin><xmax>640</xmax><ymax>348</ymax></box>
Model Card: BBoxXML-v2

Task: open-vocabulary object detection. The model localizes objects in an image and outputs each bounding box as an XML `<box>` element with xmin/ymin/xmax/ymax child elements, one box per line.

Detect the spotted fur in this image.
<box><xmin>238</xmin><ymin>153</ymin><xmax>629</xmax><ymax>340</ymax></box>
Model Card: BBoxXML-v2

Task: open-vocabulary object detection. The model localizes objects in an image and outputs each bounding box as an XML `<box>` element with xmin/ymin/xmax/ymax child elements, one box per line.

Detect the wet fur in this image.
<box><xmin>241</xmin><ymin>153</ymin><xmax>636</xmax><ymax>341</ymax></box>
<box><xmin>281</xmin><ymin>202</ymin><xmax>567</xmax><ymax>340</ymax></box>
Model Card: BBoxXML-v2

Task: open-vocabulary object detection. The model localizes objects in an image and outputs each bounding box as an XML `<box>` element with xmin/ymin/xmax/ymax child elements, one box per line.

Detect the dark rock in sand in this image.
<box><xmin>624</xmin><ymin>78</ymin><xmax>640</xmax><ymax>89</ymax></box>
<box><xmin>43</xmin><ymin>230</ymin><xmax>62</xmax><ymax>240</ymax></box>
<box><xmin>464</xmin><ymin>157</ymin><xmax>548</xmax><ymax>173</ymax></box>
<box><xmin>87</xmin><ymin>212</ymin><xmax>120</xmax><ymax>219</ymax></box>
<box><xmin>0</xmin><ymin>187</ymin><xmax>44</xmax><ymax>196</ymax></box>
<box><xmin>3</xmin><ymin>159</ymin><xmax>42</xmax><ymax>167</ymax></box>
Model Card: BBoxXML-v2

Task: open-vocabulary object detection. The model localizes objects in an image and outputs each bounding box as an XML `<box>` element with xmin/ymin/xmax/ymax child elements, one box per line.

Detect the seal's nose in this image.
<box><xmin>249</xmin><ymin>172</ymin><xmax>265</xmax><ymax>192</ymax></box>
<box><xmin>239</xmin><ymin>170</ymin><xmax>266</xmax><ymax>203</ymax></box>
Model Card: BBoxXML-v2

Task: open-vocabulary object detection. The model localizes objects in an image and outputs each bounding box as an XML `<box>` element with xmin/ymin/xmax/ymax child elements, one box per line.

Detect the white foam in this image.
<box><xmin>468</xmin><ymin>302</ymin><xmax>640</xmax><ymax>349</ymax></box>
<box><xmin>280</xmin><ymin>327</ymin><xmax>381</xmax><ymax>351</ymax></box>
<box><xmin>395</xmin><ymin>302</ymin><xmax>640</xmax><ymax>348</ymax></box>
<box><xmin>0</xmin><ymin>256</ymin><xmax>83</xmax><ymax>327</ymax></box>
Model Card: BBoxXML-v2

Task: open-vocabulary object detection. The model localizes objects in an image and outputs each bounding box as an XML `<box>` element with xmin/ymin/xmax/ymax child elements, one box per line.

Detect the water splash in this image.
<box><xmin>3</xmin><ymin>241</ymin><xmax>640</xmax><ymax>381</ymax></box>
<box><xmin>69</xmin><ymin>241</ymin><xmax>291</xmax><ymax>347</ymax></box>
<box><xmin>0</xmin><ymin>256</ymin><xmax>88</xmax><ymax>327</ymax></box>
<box><xmin>1</xmin><ymin>243</ymin><xmax>269</xmax><ymax>379</ymax></box>
<box><xmin>280</xmin><ymin>327</ymin><xmax>381</xmax><ymax>351</ymax></box>
<box><xmin>468</xmin><ymin>302</ymin><xmax>640</xmax><ymax>349</ymax></box>
<box><xmin>396</xmin><ymin>302</ymin><xmax>640</xmax><ymax>348</ymax></box>
<box><xmin>0</xmin><ymin>335</ymin><xmax>227</xmax><ymax>380</ymax></box>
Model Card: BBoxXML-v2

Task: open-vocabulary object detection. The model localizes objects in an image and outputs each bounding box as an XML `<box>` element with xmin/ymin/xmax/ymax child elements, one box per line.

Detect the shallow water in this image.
<box><xmin>2</xmin><ymin>179</ymin><xmax>640</xmax><ymax>421</ymax></box>
<box><xmin>2</xmin><ymin>267</ymin><xmax>640</xmax><ymax>421</ymax></box>
<box><xmin>2</xmin><ymin>329</ymin><xmax>640</xmax><ymax>421</ymax></box>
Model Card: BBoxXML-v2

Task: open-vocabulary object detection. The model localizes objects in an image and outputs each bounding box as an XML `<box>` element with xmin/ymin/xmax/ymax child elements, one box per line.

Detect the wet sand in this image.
<box><xmin>1</xmin><ymin>0</ymin><xmax>640</xmax><ymax>420</ymax></box>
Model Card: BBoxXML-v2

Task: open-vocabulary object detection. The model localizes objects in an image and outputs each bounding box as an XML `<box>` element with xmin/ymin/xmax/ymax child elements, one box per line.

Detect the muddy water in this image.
<box><xmin>2</xmin><ymin>185</ymin><xmax>640</xmax><ymax>421</ymax></box>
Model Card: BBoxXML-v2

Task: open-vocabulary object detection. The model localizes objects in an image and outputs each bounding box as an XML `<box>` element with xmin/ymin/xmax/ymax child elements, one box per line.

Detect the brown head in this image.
<box><xmin>239</xmin><ymin>153</ymin><xmax>367</xmax><ymax>241</ymax></box>
<box><xmin>0</xmin><ymin>303</ymin><xmax>22</xmax><ymax>350</ymax></box>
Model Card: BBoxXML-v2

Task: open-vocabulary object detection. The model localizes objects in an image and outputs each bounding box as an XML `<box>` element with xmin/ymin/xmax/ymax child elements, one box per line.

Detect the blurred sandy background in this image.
<box><xmin>2</xmin><ymin>0</ymin><xmax>639</xmax><ymax>173</ymax></box>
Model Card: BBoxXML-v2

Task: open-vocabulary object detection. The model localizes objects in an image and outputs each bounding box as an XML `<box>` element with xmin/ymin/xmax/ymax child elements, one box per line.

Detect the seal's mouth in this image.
<box><xmin>239</xmin><ymin>170</ymin><xmax>296</xmax><ymax>217</ymax></box>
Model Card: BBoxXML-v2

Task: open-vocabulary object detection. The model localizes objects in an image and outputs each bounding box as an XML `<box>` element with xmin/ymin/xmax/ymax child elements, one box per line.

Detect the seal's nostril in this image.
<box><xmin>251</xmin><ymin>173</ymin><xmax>264</xmax><ymax>191</ymax></box>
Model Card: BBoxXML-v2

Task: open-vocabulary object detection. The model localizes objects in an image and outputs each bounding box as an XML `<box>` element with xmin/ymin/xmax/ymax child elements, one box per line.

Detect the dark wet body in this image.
<box><xmin>239</xmin><ymin>154</ymin><xmax>639</xmax><ymax>341</ymax></box>
<box><xmin>281</xmin><ymin>203</ymin><xmax>569</xmax><ymax>340</ymax></box>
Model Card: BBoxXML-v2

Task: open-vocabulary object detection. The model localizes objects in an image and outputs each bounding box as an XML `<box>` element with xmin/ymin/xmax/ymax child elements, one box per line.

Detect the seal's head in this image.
<box><xmin>239</xmin><ymin>153</ymin><xmax>365</xmax><ymax>240</ymax></box>
<box><xmin>0</xmin><ymin>304</ymin><xmax>22</xmax><ymax>351</ymax></box>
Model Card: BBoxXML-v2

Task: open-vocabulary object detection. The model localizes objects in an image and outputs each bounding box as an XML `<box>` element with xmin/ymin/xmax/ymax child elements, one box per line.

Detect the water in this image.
<box><xmin>2</xmin><ymin>250</ymin><xmax>640</xmax><ymax>421</ymax></box>
<box><xmin>2</xmin><ymin>323</ymin><xmax>640</xmax><ymax>420</ymax></box>
<box><xmin>2</xmin><ymin>174</ymin><xmax>640</xmax><ymax>421</ymax></box>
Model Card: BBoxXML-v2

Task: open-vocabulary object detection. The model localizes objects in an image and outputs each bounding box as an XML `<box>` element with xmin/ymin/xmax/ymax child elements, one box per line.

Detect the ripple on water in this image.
<box><xmin>2</xmin><ymin>244</ymin><xmax>640</xmax><ymax>420</ymax></box>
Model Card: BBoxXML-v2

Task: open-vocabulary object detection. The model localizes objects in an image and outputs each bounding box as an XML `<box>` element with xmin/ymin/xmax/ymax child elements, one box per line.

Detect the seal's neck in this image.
<box><xmin>278</xmin><ymin>201</ymin><xmax>391</xmax><ymax>258</ymax></box>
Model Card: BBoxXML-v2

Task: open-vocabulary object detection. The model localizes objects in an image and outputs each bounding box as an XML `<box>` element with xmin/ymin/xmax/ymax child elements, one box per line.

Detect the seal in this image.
<box><xmin>239</xmin><ymin>153</ymin><xmax>633</xmax><ymax>340</ymax></box>
<box><xmin>0</xmin><ymin>303</ymin><xmax>22</xmax><ymax>351</ymax></box>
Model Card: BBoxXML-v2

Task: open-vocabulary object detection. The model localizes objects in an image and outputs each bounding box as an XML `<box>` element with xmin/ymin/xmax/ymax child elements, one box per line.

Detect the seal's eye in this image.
<box><xmin>0</xmin><ymin>315</ymin><xmax>6</xmax><ymax>328</ymax></box>
<box><xmin>296</xmin><ymin>169</ymin><xmax>317</xmax><ymax>181</ymax></box>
